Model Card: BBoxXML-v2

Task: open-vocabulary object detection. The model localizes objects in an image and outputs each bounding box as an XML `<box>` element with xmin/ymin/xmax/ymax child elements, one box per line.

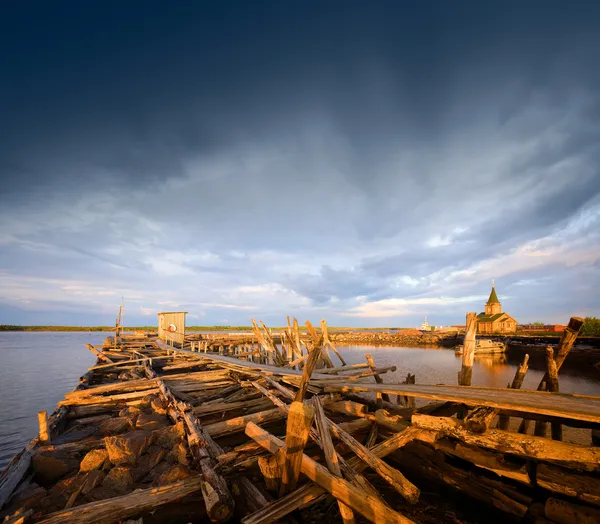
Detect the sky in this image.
<box><xmin>1</xmin><ymin>1</ymin><xmax>599</xmax><ymax>327</ymax></box>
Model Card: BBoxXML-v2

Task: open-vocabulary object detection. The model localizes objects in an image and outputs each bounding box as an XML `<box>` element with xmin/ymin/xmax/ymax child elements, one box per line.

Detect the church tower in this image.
<box><xmin>484</xmin><ymin>281</ymin><xmax>502</xmax><ymax>315</ymax></box>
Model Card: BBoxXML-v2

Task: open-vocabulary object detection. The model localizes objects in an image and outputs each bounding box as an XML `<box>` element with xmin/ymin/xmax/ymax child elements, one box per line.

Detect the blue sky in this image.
<box><xmin>1</xmin><ymin>1</ymin><xmax>599</xmax><ymax>327</ymax></box>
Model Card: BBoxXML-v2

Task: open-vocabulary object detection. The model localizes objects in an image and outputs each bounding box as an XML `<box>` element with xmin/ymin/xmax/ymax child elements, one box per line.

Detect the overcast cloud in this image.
<box><xmin>1</xmin><ymin>2</ymin><xmax>599</xmax><ymax>326</ymax></box>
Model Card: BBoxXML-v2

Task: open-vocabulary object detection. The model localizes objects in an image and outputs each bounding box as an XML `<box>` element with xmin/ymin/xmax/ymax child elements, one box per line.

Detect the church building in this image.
<box><xmin>476</xmin><ymin>283</ymin><xmax>517</xmax><ymax>334</ymax></box>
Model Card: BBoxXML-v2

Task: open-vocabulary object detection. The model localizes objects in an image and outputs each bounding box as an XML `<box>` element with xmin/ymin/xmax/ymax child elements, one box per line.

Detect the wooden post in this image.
<box><xmin>366</xmin><ymin>354</ymin><xmax>389</xmax><ymax>405</ymax></box>
<box><xmin>534</xmin><ymin>347</ymin><xmax>561</xmax><ymax>439</ymax></box>
<box><xmin>258</xmin><ymin>452</ymin><xmax>284</xmax><ymax>492</ymax></box>
<box><xmin>457</xmin><ymin>312</ymin><xmax>477</xmax><ymax>420</ymax></box>
<box><xmin>520</xmin><ymin>317</ymin><xmax>583</xmax><ymax>434</ymax></box>
<box><xmin>38</xmin><ymin>411</ymin><xmax>50</xmax><ymax>444</ymax></box>
<box><xmin>459</xmin><ymin>312</ymin><xmax>477</xmax><ymax>386</ymax></box>
<box><xmin>397</xmin><ymin>373</ymin><xmax>415</xmax><ymax>408</ymax></box>
<box><xmin>280</xmin><ymin>402</ymin><xmax>315</xmax><ymax>495</ymax></box>
<box><xmin>321</xmin><ymin>319</ymin><xmax>347</xmax><ymax>366</ymax></box>
<box><xmin>294</xmin><ymin>343</ymin><xmax>322</xmax><ymax>402</ymax></box>
<box><xmin>497</xmin><ymin>354</ymin><xmax>529</xmax><ymax>430</ymax></box>
<box><xmin>312</xmin><ymin>397</ymin><xmax>355</xmax><ymax>524</ymax></box>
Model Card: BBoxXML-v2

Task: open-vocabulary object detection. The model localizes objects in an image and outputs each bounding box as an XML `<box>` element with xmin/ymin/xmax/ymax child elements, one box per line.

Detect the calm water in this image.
<box><xmin>1</xmin><ymin>334</ymin><xmax>600</xmax><ymax>470</ymax></box>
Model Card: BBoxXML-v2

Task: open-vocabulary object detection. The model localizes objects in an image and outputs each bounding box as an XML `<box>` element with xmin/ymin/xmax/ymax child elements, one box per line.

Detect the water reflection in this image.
<box><xmin>337</xmin><ymin>345</ymin><xmax>600</xmax><ymax>394</ymax></box>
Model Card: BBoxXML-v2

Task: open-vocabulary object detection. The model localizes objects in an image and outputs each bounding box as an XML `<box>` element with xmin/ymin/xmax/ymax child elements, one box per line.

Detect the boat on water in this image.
<box><xmin>455</xmin><ymin>338</ymin><xmax>507</xmax><ymax>354</ymax></box>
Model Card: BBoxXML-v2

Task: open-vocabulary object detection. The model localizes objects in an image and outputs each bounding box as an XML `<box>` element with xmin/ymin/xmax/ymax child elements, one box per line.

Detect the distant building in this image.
<box><xmin>476</xmin><ymin>284</ymin><xmax>517</xmax><ymax>334</ymax></box>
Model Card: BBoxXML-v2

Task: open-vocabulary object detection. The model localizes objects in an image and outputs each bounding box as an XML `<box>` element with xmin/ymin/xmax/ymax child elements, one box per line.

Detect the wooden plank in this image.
<box><xmin>245</xmin><ymin>422</ymin><xmax>415</xmax><ymax>524</ymax></box>
<box><xmin>322</xmin><ymin>383</ymin><xmax>600</xmax><ymax>424</ymax></box>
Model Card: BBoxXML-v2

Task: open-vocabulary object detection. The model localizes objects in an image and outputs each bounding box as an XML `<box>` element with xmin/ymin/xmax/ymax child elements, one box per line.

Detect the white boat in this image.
<box><xmin>455</xmin><ymin>339</ymin><xmax>506</xmax><ymax>354</ymax></box>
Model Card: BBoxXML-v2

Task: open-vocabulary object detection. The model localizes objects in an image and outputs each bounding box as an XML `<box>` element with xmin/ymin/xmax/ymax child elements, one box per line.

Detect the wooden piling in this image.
<box><xmin>37</xmin><ymin>411</ymin><xmax>50</xmax><ymax>444</ymax></box>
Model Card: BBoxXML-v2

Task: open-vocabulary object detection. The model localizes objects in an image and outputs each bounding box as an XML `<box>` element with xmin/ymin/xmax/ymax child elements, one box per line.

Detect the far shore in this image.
<box><xmin>0</xmin><ymin>324</ymin><xmax>407</xmax><ymax>333</ymax></box>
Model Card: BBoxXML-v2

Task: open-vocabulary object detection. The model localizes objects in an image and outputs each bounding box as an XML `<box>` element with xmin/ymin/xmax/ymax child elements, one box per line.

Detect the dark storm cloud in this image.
<box><xmin>1</xmin><ymin>1</ymin><xmax>600</xmax><ymax>325</ymax></box>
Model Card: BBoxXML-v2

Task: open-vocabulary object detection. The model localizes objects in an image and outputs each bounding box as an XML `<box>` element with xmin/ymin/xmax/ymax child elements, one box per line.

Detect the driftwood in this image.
<box><xmin>36</xmin><ymin>477</ymin><xmax>205</xmax><ymax>524</ymax></box>
<box><xmin>245</xmin><ymin>422</ymin><xmax>415</xmax><ymax>524</ymax></box>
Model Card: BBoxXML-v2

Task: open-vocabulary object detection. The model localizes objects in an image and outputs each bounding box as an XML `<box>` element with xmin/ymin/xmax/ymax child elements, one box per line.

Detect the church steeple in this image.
<box><xmin>485</xmin><ymin>280</ymin><xmax>502</xmax><ymax>315</ymax></box>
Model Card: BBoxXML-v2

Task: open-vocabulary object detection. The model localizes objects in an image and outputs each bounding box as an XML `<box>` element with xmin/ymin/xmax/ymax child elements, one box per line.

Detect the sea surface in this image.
<box><xmin>1</xmin><ymin>333</ymin><xmax>600</xmax><ymax>469</ymax></box>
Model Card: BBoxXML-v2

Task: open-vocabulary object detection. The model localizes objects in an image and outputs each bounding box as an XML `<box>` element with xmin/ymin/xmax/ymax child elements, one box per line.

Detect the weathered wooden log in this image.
<box><xmin>398</xmin><ymin>373</ymin><xmax>416</xmax><ymax>408</ymax></box>
<box><xmin>78</xmin><ymin>370</ymin><xmax>94</xmax><ymax>386</ymax></box>
<box><xmin>315</xmin><ymin>363</ymin><xmax>369</xmax><ymax>374</ymax></box>
<box><xmin>325</xmin><ymin>400</ymin><xmax>367</xmax><ymax>417</ymax></box>
<box><xmin>204</xmin><ymin>407</ymin><xmax>286</xmax><ymax>438</ymax></box>
<box><xmin>520</xmin><ymin>317</ymin><xmax>584</xmax><ymax>435</ymax></box>
<box><xmin>231</xmin><ymin>476</ymin><xmax>272</xmax><ymax>517</ymax></box>
<box><xmin>85</xmin><ymin>343</ymin><xmax>115</xmax><ymax>364</ymax></box>
<box><xmin>432</xmin><ymin>437</ymin><xmax>531</xmax><ymax>485</ymax></box>
<box><xmin>0</xmin><ymin>441</ymin><xmax>37</xmax><ymax>510</ymax></box>
<box><xmin>313</xmin><ymin>397</ymin><xmax>355</xmax><ymax>524</ymax></box>
<box><xmin>327</xmin><ymin>415</ymin><xmax>420</xmax><ymax>503</ymax></box>
<box><xmin>250</xmin><ymin>381</ymin><xmax>385</xmax><ymax>503</ymax></box>
<box><xmin>294</xmin><ymin>343</ymin><xmax>321</xmax><ymax>402</ymax></box>
<box><xmin>258</xmin><ymin>451</ymin><xmax>284</xmax><ymax>492</ymax></box>
<box><xmin>59</xmin><ymin>388</ymin><xmax>160</xmax><ymax>406</ymax></box>
<box><xmin>497</xmin><ymin>354</ymin><xmax>529</xmax><ymax>430</ymax></box>
<box><xmin>366</xmin><ymin>422</ymin><xmax>379</xmax><ymax>448</ymax></box>
<box><xmin>411</xmin><ymin>414</ymin><xmax>600</xmax><ymax>471</ymax></box>
<box><xmin>321</xmin><ymin>319</ymin><xmax>346</xmax><ymax>366</ymax></box>
<box><xmin>156</xmin><ymin>379</ymin><xmax>234</xmax><ymax>521</ymax></box>
<box><xmin>458</xmin><ymin>312</ymin><xmax>477</xmax><ymax>387</ymax></box>
<box><xmin>241</xmin><ymin>426</ymin><xmax>427</xmax><ymax>524</ymax></box>
<box><xmin>393</xmin><ymin>440</ymin><xmax>531</xmax><ymax>518</ymax></box>
<box><xmin>465</xmin><ymin>406</ymin><xmax>498</xmax><ymax>434</ymax></box>
<box><xmin>536</xmin><ymin>463</ymin><xmax>600</xmax><ymax>506</ymax></box>
<box><xmin>535</xmin><ymin>347</ymin><xmax>561</xmax><ymax>438</ymax></box>
<box><xmin>245</xmin><ymin>422</ymin><xmax>415</xmax><ymax>524</ymax></box>
<box><xmin>280</xmin><ymin>401</ymin><xmax>315</xmax><ymax>495</ymax></box>
<box><xmin>544</xmin><ymin>497</ymin><xmax>600</xmax><ymax>524</ymax></box>
<box><xmin>36</xmin><ymin>476</ymin><xmax>205</xmax><ymax>524</ymax></box>
<box><xmin>193</xmin><ymin>398</ymin><xmax>270</xmax><ymax>417</ymax></box>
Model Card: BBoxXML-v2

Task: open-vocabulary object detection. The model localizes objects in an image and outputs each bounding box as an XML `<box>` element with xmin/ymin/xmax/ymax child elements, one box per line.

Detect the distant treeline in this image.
<box><xmin>0</xmin><ymin>324</ymin><xmax>403</xmax><ymax>332</ymax></box>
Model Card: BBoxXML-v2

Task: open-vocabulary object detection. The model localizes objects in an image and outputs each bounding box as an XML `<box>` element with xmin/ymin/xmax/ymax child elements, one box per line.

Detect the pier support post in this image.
<box><xmin>38</xmin><ymin>411</ymin><xmax>50</xmax><ymax>444</ymax></box>
<box><xmin>457</xmin><ymin>312</ymin><xmax>477</xmax><ymax>419</ymax></box>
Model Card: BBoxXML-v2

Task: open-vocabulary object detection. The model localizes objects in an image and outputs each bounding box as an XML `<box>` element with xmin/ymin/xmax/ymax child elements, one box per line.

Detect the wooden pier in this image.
<box><xmin>1</xmin><ymin>315</ymin><xmax>599</xmax><ymax>523</ymax></box>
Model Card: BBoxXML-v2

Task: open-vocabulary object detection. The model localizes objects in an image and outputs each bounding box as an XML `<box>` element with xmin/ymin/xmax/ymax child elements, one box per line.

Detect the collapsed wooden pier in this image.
<box><xmin>1</xmin><ymin>315</ymin><xmax>599</xmax><ymax>524</ymax></box>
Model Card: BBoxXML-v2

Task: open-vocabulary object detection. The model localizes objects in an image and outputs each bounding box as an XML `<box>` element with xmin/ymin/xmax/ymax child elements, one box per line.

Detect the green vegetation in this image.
<box><xmin>581</xmin><ymin>317</ymin><xmax>600</xmax><ymax>336</ymax></box>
